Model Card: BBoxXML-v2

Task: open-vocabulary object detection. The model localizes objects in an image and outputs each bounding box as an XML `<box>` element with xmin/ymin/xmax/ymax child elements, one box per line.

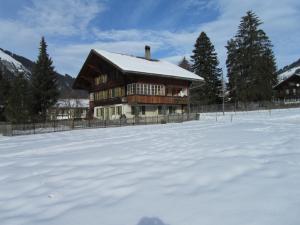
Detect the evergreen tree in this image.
<box><xmin>226</xmin><ymin>38</ymin><xmax>239</xmax><ymax>102</ymax></box>
<box><xmin>0</xmin><ymin>69</ymin><xmax>11</xmax><ymax>121</ymax></box>
<box><xmin>31</xmin><ymin>37</ymin><xmax>59</xmax><ymax>121</ymax></box>
<box><xmin>226</xmin><ymin>11</ymin><xmax>277</xmax><ymax>102</ymax></box>
<box><xmin>178</xmin><ymin>57</ymin><xmax>192</xmax><ymax>71</ymax></box>
<box><xmin>191</xmin><ymin>32</ymin><xmax>222</xmax><ymax>104</ymax></box>
<box><xmin>5</xmin><ymin>73</ymin><xmax>31</xmax><ymax>123</ymax></box>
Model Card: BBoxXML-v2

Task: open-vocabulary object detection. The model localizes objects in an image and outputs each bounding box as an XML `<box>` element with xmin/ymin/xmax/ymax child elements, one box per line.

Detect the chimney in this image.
<box><xmin>145</xmin><ymin>45</ymin><xmax>151</xmax><ymax>60</ymax></box>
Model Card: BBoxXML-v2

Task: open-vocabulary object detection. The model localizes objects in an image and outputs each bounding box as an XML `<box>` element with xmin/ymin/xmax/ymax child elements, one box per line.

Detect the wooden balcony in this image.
<box><xmin>126</xmin><ymin>95</ymin><xmax>188</xmax><ymax>105</ymax></box>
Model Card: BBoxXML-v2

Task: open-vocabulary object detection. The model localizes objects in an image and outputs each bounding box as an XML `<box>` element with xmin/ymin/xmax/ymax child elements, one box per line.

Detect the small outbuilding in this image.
<box><xmin>273</xmin><ymin>66</ymin><xmax>300</xmax><ymax>104</ymax></box>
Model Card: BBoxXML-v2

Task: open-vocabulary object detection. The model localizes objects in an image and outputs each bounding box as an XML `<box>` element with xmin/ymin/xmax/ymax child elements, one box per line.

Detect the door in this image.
<box><xmin>105</xmin><ymin>107</ymin><xmax>109</xmax><ymax>120</ymax></box>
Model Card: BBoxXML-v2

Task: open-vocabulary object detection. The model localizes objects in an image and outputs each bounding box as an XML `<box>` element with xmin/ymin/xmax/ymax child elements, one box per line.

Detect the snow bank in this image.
<box><xmin>0</xmin><ymin>108</ymin><xmax>300</xmax><ymax>225</ymax></box>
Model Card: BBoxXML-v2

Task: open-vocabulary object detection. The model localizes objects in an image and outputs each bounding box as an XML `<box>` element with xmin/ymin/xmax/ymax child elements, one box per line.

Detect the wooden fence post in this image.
<box><xmin>3</xmin><ymin>124</ymin><xmax>12</xmax><ymax>136</ymax></box>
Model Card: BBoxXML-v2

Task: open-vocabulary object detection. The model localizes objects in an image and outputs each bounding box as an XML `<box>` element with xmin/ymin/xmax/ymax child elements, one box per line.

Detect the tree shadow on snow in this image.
<box><xmin>136</xmin><ymin>217</ymin><xmax>170</xmax><ymax>225</ymax></box>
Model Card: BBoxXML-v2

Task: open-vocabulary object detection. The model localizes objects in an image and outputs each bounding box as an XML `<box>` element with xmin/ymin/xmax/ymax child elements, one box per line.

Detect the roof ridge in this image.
<box><xmin>95</xmin><ymin>49</ymin><xmax>159</xmax><ymax>62</ymax></box>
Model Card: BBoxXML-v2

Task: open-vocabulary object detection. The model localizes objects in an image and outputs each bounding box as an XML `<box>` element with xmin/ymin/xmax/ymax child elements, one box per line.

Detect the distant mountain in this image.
<box><xmin>0</xmin><ymin>48</ymin><xmax>88</xmax><ymax>98</ymax></box>
<box><xmin>277</xmin><ymin>58</ymin><xmax>300</xmax><ymax>75</ymax></box>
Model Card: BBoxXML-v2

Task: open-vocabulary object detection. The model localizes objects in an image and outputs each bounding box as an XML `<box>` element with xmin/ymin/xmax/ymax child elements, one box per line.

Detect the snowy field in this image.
<box><xmin>1</xmin><ymin>108</ymin><xmax>300</xmax><ymax>225</ymax></box>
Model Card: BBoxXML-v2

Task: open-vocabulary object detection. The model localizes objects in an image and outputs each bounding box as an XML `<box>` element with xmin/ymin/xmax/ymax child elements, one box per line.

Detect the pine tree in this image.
<box><xmin>191</xmin><ymin>32</ymin><xmax>222</xmax><ymax>104</ymax></box>
<box><xmin>226</xmin><ymin>11</ymin><xmax>277</xmax><ymax>102</ymax></box>
<box><xmin>178</xmin><ymin>57</ymin><xmax>192</xmax><ymax>71</ymax></box>
<box><xmin>31</xmin><ymin>37</ymin><xmax>59</xmax><ymax>121</ymax></box>
<box><xmin>0</xmin><ymin>69</ymin><xmax>11</xmax><ymax>121</ymax></box>
<box><xmin>5</xmin><ymin>73</ymin><xmax>31</xmax><ymax>123</ymax></box>
<box><xmin>226</xmin><ymin>38</ymin><xmax>239</xmax><ymax>102</ymax></box>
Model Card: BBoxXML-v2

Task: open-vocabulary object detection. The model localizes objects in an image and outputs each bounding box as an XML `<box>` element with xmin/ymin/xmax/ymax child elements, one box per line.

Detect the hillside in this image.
<box><xmin>0</xmin><ymin>48</ymin><xmax>88</xmax><ymax>98</ymax></box>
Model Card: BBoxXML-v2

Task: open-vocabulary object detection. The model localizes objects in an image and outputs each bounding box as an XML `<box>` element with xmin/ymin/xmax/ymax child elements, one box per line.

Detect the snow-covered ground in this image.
<box><xmin>1</xmin><ymin>109</ymin><xmax>300</xmax><ymax>225</ymax></box>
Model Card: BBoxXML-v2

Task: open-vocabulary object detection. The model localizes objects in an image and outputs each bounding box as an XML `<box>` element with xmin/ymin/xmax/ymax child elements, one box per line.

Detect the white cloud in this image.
<box><xmin>20</xmin><ymin>0</ymin><xmax>104</xmax><ymax>36</ymax></box>
<box><xmin>0</xmin><ymin>20</ymin><xmax>40</xmax><ymax>59</ymax></box>
<box><xmin>52</xmin><ymin>40</ymin><xmax>164</xmax><ymax>75</ymax></box>
<box><xmin>87</xmin><ymin>0</ymin><xmax>300</xmax><ymax>73</ymax></box>
<box><xmin>1</xmin><ymin>0</ymin><xmax>299</xmax><ymax>77</ymax></box>
<box><xmin>0</xmin><ymin>0</ymin><xmax>105</xmax><ymax>62</ymax></box>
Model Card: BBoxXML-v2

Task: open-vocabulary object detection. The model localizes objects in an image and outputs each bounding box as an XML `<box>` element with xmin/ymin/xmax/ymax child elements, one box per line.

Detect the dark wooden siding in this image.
<box><xmin>74</xmin><ymin>51</ymin><xmax>192</xmax><ymax>107</ymax></box>
<box><xmin>274</xmin><ymin>75</ymin><xmax>300</xmax><ymax>99</ymax></box>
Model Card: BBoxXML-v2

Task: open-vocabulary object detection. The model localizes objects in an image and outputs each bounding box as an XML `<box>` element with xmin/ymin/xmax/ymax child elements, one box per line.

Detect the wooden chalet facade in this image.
<box><xmin>73</xmin><ymin>46</ymin><xmax>203</xmax><ymax>120</ymax></box>
<box><xmin>273</xmin><ymin>68</ymin><xmax>300</xmax><ymax>103</ymax></box>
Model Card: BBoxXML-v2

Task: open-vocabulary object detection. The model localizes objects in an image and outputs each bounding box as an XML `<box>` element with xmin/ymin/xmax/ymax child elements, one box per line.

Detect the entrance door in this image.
<box><xmin>105</xmin><ymin>108</ymin><xmax>109</xmax><ymax>120</ymax></box>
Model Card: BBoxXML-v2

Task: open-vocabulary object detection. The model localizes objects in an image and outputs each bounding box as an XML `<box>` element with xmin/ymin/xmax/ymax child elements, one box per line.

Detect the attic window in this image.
<box><xmin>95</xmin><ymin>74</ymin><xmax>107</xmax><ymax>85</ymax></box>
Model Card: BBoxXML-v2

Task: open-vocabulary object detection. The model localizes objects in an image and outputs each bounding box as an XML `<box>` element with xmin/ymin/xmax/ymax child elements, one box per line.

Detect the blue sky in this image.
<box><xmin>0</xmin><ymin>0</ymin><xmax>299</xmax><ymax>76</ymax></box>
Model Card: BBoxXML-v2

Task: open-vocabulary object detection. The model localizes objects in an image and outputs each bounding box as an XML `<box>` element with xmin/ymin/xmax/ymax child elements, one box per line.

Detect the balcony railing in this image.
<box><xmin>126</xmin><ymin>95</ymin><xmax>188</xmax><ymax>105</ymax></box>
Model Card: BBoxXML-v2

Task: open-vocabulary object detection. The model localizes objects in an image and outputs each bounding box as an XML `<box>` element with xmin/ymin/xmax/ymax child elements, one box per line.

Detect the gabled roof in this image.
<box><xmin>92</xmin><ymin>49</ymin><xmax>203</xmax><ymax>81</ymax></box>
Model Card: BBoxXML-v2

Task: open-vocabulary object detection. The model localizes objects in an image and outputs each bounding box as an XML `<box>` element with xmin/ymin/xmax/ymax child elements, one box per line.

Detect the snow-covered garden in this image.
<box><xmin>1</xmin><ymin>108</ymin><xmax>300</xmax><ymax>225</ymax></box>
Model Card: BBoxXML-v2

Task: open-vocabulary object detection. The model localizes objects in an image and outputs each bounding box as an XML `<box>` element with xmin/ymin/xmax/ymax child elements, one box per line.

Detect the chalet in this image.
<box><xmin>73</xmin><ymin>46</ymin><xmax>203</xmax><ymax>120</ymax></box>
<box><xmin>49</xmin><ymin>99</ymin><xmax>89</xmax><ymax>120</ymax></box>
<box><xmin>273</xmin><ymin>67</ymin><xmax>300</xmax><ymax>104</ymax></box>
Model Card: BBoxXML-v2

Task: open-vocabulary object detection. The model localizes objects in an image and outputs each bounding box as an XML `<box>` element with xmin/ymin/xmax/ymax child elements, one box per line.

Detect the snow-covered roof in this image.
<box><xmin>93</xmin><ymin>49</ymin><xmax>203</xmax><ymax>81</ymax></box>
<box><xmin>278</xmin><ymin>66</ymin><xmax>300</xmax><ymax>81</ymax></box>
<box><xmin>275</xmin><ymin>66</ymin><xmax>300</xmax><ymax>87</ymax></box>
<box><xmin>54</xmin><ymin>99</ymin><xmax>89</xmax><ymax>108</ymax></box>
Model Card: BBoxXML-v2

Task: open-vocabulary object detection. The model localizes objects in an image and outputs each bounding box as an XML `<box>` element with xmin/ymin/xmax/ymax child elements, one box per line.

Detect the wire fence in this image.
<box><xmin>190</xmin><ymin>101</ymin><xmax>300</xmax><ymax>113</ymax></box>
<box><xmin>2</xmin><ymin>113</ymin><xmax>198</xmax><ymax>136</ymax></box>
<box><xmin>2</xmin><ymin>101</ymin><xmax>300</xmax><ymax>136</ymax></box>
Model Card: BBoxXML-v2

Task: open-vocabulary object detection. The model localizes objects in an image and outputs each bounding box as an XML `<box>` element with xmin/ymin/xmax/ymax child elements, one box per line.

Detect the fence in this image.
<box><xmin>190</xmin><ymin>101</ymin><xmax>300</xmax><ymax>114</ymax></box>
<box><xmin>2</xmin><ymin>100</ymin><xmax>300</xmax><ymax>137</ymax></box>
<box><xmin>3</xmin><ymin>113</ymin><xmax>198</xmax><ymax>136</ymax></box>
<box><xmin>0</xmin><ymin>122</ymin><xmax>7</xmax><ymax>135</ymax></box>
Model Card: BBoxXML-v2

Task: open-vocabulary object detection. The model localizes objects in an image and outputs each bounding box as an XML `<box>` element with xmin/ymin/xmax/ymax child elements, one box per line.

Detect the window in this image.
<box><xmin>127</xmin><ymin>83</ymin><xmax>165</xmax><ymax>96</ymax></box>
<box><xmin>127</xmin><ymin>84</ymin><xmax>131</xmax><ymax>95</ymax></box>
<box><xmin>132</xmin><ymin>83</ymin><xmax>136</xmax><ymax>94</ymax></box>
<box><xmin>131</xmin><ymin>106</ymin><xmax>136</xmax><ymax>115</ymax></box>
<box><xmin>136</xmin><ymin>84</ymin><xmax>141</xmax><ymax>95</ymax></box>
<box><xmin>167</xmin><ymin>87</ymin><xmax>172</xmax><ymax>96</ymax></box>
<box><xmin>293</xmin><ymin>88</ymin><xmax>296</xmax><ymax>95</ymax></box>
<box><xmin>110</xmin><ymin>88</ymin><xmax>116</xmax><ymax>98</ymax></box>
<box><xmin>151</xmin><ymin>84</ymin><xmax>155</xmax><ymax>95</ymax></box>
<box><xmin>95</xmin><ymin>87</ymin><xmax>124</xmax><ymax>100</ymax></box>
<box><xmin>95</xmin><ymin>77</ymin><xmax>99</xmax><ymax>85</ymax></box>
<box><xmin>95</xmin><ymin>74</ymin><xmax>108</xmax><ymax>85</ymax></box>
<box><xmin>169</xmin><ymin>106</ymin><xmax>175</xmax><ymax>114</ymax></box>
<box><xmin>96</xmin><ymin>108</ymin><xmax>101</xmax><ymax>117</ymax></box>
<box><xmin>145</xmin><ymin>84</ymin><xmax>149</xmax><ymax>95</ymax></box>
<box><xmin>102</xmin><ymin>74</ymin><xmax>107</xmax><ymax>83</ymax></box>
<box><xmin>117</xmin><ymin>106</ymin><xmax>122</xmax><ymax>115</ymax></box>
<box><xmin>111</xmin><ymin>107</ymin><xmax>115</xmax><ymax>116</ymax></box>
<box><xmin>90</xmin><ymin>93</ymin><xmax>94</xmax><ymax>101</ymax></box>
<box><xmin>286</xmin><ymin>89</ymin><xmax>290</xmax><ymax>95</ymax></box>
<box><xmin>141</xmin><ymin>106</ymin><xmax>146</xmax><ymax>115</ymax></box>
<box><xmin>158</xmin><ymin>106</ymin><xmax>162</xmax><ymax>115</ymax></box>
<box><xmin>115</xmin><ymin>87</ymin><xmax>125</xmax><ymax>97</ymax></box>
